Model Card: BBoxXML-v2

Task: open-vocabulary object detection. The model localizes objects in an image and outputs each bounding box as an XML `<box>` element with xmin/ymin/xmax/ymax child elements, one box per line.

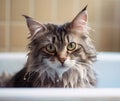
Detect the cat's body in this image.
<box><xmin>1</xmin><ymin>6</ymin><xmax>97</xmax><ymax>88</ymax></box>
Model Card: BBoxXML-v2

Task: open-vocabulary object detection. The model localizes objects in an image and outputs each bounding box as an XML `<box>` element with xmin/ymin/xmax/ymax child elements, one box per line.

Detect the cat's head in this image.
<box><xmin>23</xmin><ymin>6</ymin><xmax>96</xmax><ymax>77</ymax></box>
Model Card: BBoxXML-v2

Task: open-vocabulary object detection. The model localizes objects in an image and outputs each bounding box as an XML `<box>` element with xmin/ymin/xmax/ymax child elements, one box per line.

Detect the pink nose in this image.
<box><xmin>57</xmin><ymin>57</ymin><xmax>66</xmax><ymax>64</ymax></box>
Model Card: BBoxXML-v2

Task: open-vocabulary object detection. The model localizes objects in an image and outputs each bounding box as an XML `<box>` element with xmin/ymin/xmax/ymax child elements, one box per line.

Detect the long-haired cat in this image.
<box><xmin>2</xmin><ymin>6</ymin><xmax>97</xmax><ymax>88</ymax></box>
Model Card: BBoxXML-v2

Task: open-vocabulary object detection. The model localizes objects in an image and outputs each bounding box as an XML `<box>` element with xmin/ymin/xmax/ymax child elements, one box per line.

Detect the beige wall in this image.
<box><xmin>0</xmin><ymin>0</ymin><xmax>120</xmax><ymax>52</ymax></box>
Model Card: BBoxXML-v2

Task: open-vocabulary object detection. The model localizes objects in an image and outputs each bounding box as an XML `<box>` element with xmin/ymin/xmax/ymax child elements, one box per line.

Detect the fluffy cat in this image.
<box><xmin>2</xmin><ymin>6</ymin><xmax>97</xmax><ymax>88</ymax></box>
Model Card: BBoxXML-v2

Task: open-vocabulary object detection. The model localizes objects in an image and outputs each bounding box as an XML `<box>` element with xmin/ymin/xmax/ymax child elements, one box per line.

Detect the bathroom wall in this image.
<box><xmin>0</xmin><ymin>0</ymin><xmax>120</xmax><ymax>52</ymax></box>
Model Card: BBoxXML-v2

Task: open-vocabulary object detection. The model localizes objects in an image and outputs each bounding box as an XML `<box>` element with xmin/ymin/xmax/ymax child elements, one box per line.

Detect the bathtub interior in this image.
<box><xmin>0</xmin><ymin>52</ymin><xmax>120</xmax><ymax>88</ymax></box>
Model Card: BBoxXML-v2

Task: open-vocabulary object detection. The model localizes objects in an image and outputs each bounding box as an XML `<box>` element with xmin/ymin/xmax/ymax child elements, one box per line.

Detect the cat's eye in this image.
<box><xmin>67</xmin><ymin>42</ymin><xmax>76</xmax><ymax>51</ymax></box>
<box><xmin>46</xmin><ymin>44</ymin><xmax>56</xmax><ymax>53</ymax></box>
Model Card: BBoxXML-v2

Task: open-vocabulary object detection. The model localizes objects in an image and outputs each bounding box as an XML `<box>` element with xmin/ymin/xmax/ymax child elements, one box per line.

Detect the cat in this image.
<box><xmin>2</xmin><ymin>5</ymin><xmax>97</xmax><ymax>88</ymax></box>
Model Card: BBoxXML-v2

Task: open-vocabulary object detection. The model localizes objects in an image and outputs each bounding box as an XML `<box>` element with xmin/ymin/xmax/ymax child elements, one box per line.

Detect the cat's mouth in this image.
<box><xmin>59</xmin><ymin>64</ymin><xmax>67</xmax><ymax>68</ymax></box>
<box><xmin>57</xmin><ymin>65</ymin><xmax>69</xmax><ymax>69</ymax></box>
<box><xmin>44</xmin><ymin>58</ymin><xmax>75</xmax><ymax>76</ymax></box>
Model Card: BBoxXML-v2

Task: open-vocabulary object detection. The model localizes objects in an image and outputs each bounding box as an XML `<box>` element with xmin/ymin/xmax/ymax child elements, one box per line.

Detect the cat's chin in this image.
<box><xmin>54</xmin><ymin>66</ymin><xmax>70</xmax><ymax>78</ymax></box>
<box><xmin>49</xmin><ymin>65</ymin><xmax>71</xmax><ymax>78</ymax></box>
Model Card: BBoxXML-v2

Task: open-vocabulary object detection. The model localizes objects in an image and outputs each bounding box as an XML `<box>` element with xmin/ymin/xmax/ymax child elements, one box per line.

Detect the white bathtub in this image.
<box><xmin>0</xmin><ymin>52</ymin><xmax>120</xmax><ymax>101</ymax></box>
<box><xmin>0</xmin><ymin>52</ymin><xmax>120</xmax><ymax>88</ymax></box>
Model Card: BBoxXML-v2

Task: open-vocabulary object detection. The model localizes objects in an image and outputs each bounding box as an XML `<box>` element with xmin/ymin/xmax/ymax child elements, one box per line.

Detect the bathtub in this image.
<box><xmin>0</xmin><ymin>52</ymin><xmax>120</xmax><ymax>88</ymax></box>
<box><xmin>0</xmin><ymin>52</ymin><xmax>120</xmax><ymax>101</ymax></box>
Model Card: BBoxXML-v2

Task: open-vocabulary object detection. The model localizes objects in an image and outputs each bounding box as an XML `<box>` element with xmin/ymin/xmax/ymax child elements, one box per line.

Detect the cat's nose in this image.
<box><xmin>58</xmin><ymin>57</ymin><xmax>66</xmax><ymax>65</ymax></box>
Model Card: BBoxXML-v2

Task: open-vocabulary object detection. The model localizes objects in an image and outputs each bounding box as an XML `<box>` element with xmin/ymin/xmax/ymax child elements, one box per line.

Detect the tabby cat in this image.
<box><xmin>4</xmin><ymin>6</ymin><xmax>97</xmax><ymax>87</ymax></box>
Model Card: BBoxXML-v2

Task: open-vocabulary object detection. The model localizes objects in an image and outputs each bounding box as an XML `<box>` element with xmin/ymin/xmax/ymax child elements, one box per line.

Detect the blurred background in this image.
<box><xmin>0</xmin><ymin>0</ymin><xmax>120</xmax><ymax>52</ymax></box>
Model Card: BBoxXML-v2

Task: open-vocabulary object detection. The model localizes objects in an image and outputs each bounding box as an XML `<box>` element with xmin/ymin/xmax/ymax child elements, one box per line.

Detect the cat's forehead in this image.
<box><xmin>45</xmin><ymin>23</ymin><xmax>70</xmax><ymax>33</ymax></box>
<box><xmin>44</xmin><ymin>23</ymin><xmax>82</xmax><ymax>43</ymax></box>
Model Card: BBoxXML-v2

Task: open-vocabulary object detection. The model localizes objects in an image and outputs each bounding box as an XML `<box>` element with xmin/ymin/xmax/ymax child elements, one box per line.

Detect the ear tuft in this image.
<box><xmin>71</xmin><ymin>5</ymin><xmax>88</xmax><ymax>31</ymax></box>
<box><xmin>80</xmin><ymin>5</ymin><xmax>88</xmax><ymax>13</ymax></box>
<box><xmin>22</xmin><ymin>15</ymin><xmax>32</xmax><ymax>19</ymax></box>
<box><xmin>23</xmin><ymin>15</ymin><xmax>47</xmax><ymax>38</ymax></box>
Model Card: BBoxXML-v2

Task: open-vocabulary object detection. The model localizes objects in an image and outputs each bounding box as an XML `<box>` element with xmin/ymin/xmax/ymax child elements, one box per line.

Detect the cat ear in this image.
<box><xmin>71</xmin><ymin>5</ymin><xmax>88</xmax><ymax>31</ymax></box>
<box><xmin>23</xmin><ymin>15</ymin><xmax>47</xmax><ymax>38</ymax></box>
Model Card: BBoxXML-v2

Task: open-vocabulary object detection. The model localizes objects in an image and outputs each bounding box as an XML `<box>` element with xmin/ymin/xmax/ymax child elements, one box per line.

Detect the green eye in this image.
<box><xmin>46</xmin><ymin>44</ymin><xmax>56</xmax><ymax>53</ymax></box>
<box><xmin>67</xmin><ymin>42</ymin><xmax>76</xmax><ymax>51</ymax></box>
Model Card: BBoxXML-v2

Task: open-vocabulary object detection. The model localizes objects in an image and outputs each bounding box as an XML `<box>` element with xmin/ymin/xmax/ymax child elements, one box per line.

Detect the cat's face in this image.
<box><xmin>23</xmin><ymin>6</ymin><xmax>96</xmax><ymax>77</ymax></box>
<box><xmin>39</xmin><ymin>24</ymin><xmax>84</xmax><ymax>77</ymax></box>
